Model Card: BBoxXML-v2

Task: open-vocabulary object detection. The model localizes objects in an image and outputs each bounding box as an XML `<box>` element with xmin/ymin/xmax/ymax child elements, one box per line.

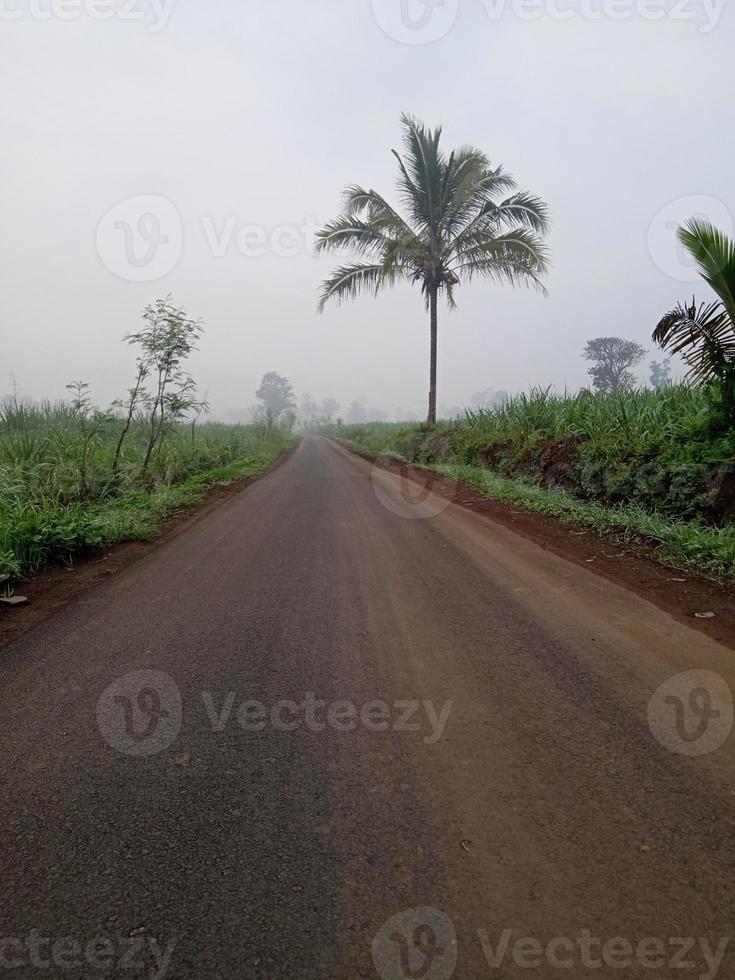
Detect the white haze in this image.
<box><xmin>1</xmin><ymin>0</ymin><xmax>732</xmax><ymax>419</ymax></box>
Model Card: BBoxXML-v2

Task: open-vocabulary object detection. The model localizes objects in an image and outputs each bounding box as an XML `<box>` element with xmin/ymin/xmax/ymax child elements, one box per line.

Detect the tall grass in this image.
<box><xmin>462</xmin><ymin>385</ymin><xmax>710</xmax><ymax>445</ymax></box>
<box><xmin>334</xmin><ymin>385</ymin><xmax>735</xmax><ymax>579</ymax></box>
<box><xmin>0</xmin><ymin>398</ymin><xmax>294</xmax><ymax>584</ymax></box>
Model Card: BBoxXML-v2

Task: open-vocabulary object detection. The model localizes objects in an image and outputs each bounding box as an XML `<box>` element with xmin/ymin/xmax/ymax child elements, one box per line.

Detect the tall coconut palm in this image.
<box><xmin>315</xmin><ymin>114</ymin><xmax>550</xmax><ymax>424</ymax></box>
<box><xmin>653</xmin><ymin>220</ymin><xmax>735</xmax><ymax>385</ymax></box>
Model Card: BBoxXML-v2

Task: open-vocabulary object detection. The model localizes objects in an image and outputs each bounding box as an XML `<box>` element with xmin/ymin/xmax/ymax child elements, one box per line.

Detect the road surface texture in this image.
<box><xmin>2</xmin><ymin>437</ymin><xmax>734</xmax><ymax>979</ymax></box>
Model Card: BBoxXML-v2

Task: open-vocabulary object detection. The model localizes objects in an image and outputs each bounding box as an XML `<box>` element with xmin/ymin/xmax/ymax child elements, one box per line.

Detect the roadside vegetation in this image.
<box><xmin>334</xmin><ymin>384</ymin><xmax>735</xmax><ymax>577</ymax></box>
<box><xmin>1</xmin><ymin>299</ymin><xmax>296</xmax><ymax>586</ymax></box>
<box><xmin>325</xmin><ymin>216</ymin><xmax>735</xmax><ymax>580</ymax></box>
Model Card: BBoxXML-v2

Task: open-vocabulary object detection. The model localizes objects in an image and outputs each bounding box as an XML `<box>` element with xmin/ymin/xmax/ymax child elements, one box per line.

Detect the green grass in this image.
<box><xmin>0</xmin><ymin>399</ymin><xmax>296</xmax><ymax>585</ymax></box>
<box><xmin>334</xmin><ymin>384</ymin><xmax>735</xmax><ymax>580</ymax></box>
<box><xmin>446</xmin><ymin>465</ymin><xmax>735</xmax><ymax>579</ymax></box>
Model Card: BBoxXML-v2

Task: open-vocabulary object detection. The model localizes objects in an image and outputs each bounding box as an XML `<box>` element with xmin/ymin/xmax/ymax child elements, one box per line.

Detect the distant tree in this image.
<box><xmin>280</xmin><ymin>409</ymin><xmax>297</xmax><ymax>433</ymax></box>
<box><xmin>319</xmin><ymin>397</ymin><xmax>340</xmax><ymax>422</ymax></box>
<box><xmin>316</xmin><ymin>113</ymin><xmax>550</xmax><ymax>425</ymax></box>
<box><xmin>346</xmin><ymin>400</ymin><xmax>368</xmax><ymax>423</ymax></box>
<box><xmin>299</xmin><ymin>393</ymin><xmax>319</xmax><ymax>427</ymax></box>
<box><xmin>256</xmin><ymin>372</ymin><xmax>296</xmax><ymax>427</ymax></box>
<box><xmin>649</xmin><ymin>358</ymin><xmax>672</xmax><ymax>389</ymax></box>
<box><xmin>394</xmin><ymin>407</ymin><xmax>419</xmax><ymax>422</ymax></box>
<box><xmin>470</xmin><ymin>387</ymin><xmax>509</xmax><ymax>410</ymax></box>
<box><xmin>582</xmin><ymin>337</ymin><xmax>647</xmax><ymax>392</ymax></box>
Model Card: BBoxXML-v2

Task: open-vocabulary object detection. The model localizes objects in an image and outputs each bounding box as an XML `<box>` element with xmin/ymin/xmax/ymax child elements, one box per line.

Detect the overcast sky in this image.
<box><xmin>2</xmin><ymin>0</ymin><xmax>732</xmax><ymax>418</ymax></box>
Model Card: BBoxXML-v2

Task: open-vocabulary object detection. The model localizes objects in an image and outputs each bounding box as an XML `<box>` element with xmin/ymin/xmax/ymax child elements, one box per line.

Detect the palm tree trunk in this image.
<box><xmin>428</xmin><ymin>285</ymin><xmax>438</xmax><ymax>425</ymax></box>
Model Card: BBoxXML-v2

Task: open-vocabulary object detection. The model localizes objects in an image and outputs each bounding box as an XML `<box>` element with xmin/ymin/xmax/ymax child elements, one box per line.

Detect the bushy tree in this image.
<box><xmin>649</xmin><ymin>359</ymin><xmax>671</xmax><ymax>389</ymax></box>
<box><xmin>582</xmin><ymin>337</ymin><xmax>647</xmax><ymax>392</ymax></box>
<box><xmin>124</xmin><ymin>296</ymin><xmax>203</xmax><ymax>479</ymax></box>
<box><xmin>256</xmin><ymin>372</ymin><xmax>296</xmax><ymax>427</ymax></box>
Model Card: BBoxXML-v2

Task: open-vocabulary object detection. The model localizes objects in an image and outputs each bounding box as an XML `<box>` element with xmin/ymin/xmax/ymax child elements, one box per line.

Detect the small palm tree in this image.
<box><xmin>315</xmin><ymin>114</ymin><xmax>550</xmax><ymax>424</ymax></box>
<box><xmin>653</xmin><ymin>220</ymin><xmax>735</xmax><ymax>426</ymax></box>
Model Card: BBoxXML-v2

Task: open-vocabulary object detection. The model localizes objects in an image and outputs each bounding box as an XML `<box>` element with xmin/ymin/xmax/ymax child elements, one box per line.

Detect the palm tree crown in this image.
<box><xmin>653</xmin><ymin>219</ymin><xmax>735</xmax><ymax>385</ymax></box>
<box><xmin>315</xmin><ymin>114</ymin><xmax>550</xmax><ymax>423</ymax></box>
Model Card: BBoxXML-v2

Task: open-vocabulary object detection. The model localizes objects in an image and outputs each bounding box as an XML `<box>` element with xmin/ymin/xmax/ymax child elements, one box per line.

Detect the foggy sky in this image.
<box><xmin>2</xmin><ymin>0</ymin><xmax>732</xmax><ymax>419</ymax></box>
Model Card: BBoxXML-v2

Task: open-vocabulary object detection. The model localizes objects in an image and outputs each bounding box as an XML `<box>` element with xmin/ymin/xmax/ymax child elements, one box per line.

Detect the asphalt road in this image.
<box><xmin>2</xmin><ymin>436</ymin><xmax>734</xmax><ymax>979</ymax></box>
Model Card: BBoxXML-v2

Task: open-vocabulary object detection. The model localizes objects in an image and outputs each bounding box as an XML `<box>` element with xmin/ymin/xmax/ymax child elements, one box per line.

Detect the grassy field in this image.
<box><xmin>336</xmin><ymin>386</ymin><xmax>735</xmax><ymax>579</ymax></box>
<box><xmin>0</xmin><ymin>398</ymin><xmax>295</xmax><ymax>586</ymax></box>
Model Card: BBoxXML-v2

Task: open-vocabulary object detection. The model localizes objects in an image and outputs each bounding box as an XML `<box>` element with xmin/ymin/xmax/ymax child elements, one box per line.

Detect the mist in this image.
<box><xmin>2</xmin><ymin>0</ymin><xmax>732</xmax><ymax>419</ymax></box>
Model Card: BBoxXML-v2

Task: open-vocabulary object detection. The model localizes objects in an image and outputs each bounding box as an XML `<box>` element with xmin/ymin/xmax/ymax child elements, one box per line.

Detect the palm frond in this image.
<box><xmin>340</xmin><ymin>186</ymin><xmax>414</xmax><ymax>239</ymax></box>
<box><xmin>314</xmin><ymin>217</ymin><xmax>395</xmax><ymax>260</ymax></box>
<box><xmin>448</xmin><ymin>192</ymin><xmax>550</xmax><ymax>256</ymax></box>
<box><xmin>653</xmin><ymin>298</ymin><xmax>734</xmax><ymax>385</ymax></box>
<box><xmin>317</xmin><ymin>262</ymin><xmax>410</xmax><ymax>311</ymax></box>
<box><xmin>491</xmin><ymin>192</ymin><xmax>550</xmax><ymax>234</ymax></box>
<box><xmin>679</xmin><ymin>219</ymin><xmax>735</xmax><ymax>323</ymax></box>
<box><xmin>450</xmin><ymin>230</ymin><xmax>550</xmax><ymax>294</ymax></box>
<box><xmin>441</xmin><ymin>164</ymin><xmax>518</xmax><ymax>236</ymax></box>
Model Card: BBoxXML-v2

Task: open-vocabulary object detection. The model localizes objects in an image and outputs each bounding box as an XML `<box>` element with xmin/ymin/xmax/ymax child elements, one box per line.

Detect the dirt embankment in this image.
<box><xmin>407</xmin><ymin>428</ymin><xmax>735</xmax><ymax>525</ymax></box>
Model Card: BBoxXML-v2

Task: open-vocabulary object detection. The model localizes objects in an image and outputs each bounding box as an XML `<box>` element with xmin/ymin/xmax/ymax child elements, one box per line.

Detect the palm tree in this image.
<box><xmin>653</xmin><ymin>221</ymin><xmax>735</xmax><ymax>428</ymax></box>
<box><xmin>653</xmin><ymin>220</ymin><xmax>735</xmax><ymax>384</ymax></box>
<box><xmin>315</xmin><ymin>114</ymin><xmax>550</xmax><ymax>425</ymax></box>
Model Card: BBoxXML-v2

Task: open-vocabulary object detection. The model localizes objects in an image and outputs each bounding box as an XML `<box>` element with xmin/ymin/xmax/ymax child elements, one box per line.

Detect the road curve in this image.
<box><xmin>2</xmin><ymin>436</ymin><xmax>734</xmax><ymax>979</ymax></box>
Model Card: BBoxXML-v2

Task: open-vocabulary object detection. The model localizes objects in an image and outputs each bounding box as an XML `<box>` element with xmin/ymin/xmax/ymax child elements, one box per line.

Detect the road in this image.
<box><xmin>2</xmin><ymin>436</ymin><xmax>734</xmax><ymax>979</ymax></box>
